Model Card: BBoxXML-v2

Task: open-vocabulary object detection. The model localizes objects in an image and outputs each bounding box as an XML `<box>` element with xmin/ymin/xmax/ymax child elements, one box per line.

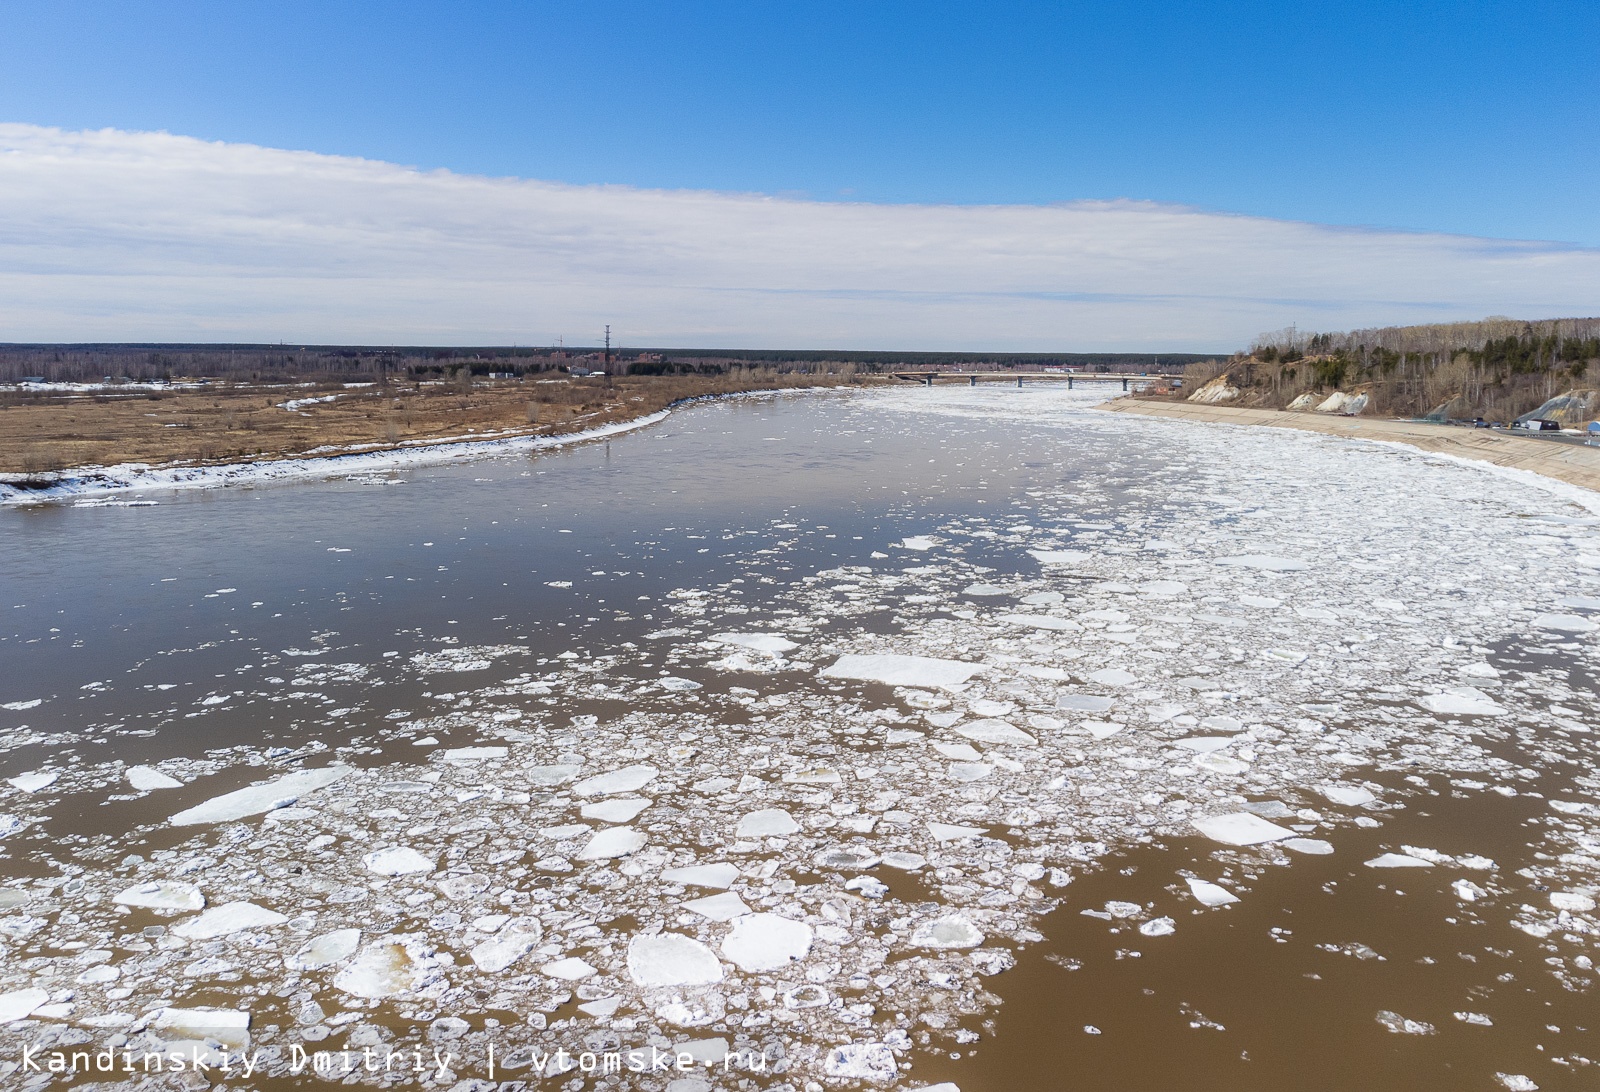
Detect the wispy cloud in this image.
<box><xmin>1</xmin><ymin>124</ymin><xmax>1597</xmax><ymax>350</ymax></box>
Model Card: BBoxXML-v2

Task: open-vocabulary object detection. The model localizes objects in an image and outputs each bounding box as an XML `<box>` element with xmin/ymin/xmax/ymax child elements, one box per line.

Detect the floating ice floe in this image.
<box><xmin>470</xmin><ymin>920</ymin><xmax>542</xmax><ymax>972</ymax></box>
<box><xmin>722</xmin><ymin>913</ymin><xmax>813</xmax><ymax>971</ymax></box>
<box><xmin>541</xmin><ymin>956</ymin><xmax>596</xmax><ymax>980</ymax></box>
<box><xmin>0</xmin><ymin>987</ymin><xmax>49</xmax><ymax>1024</ymax></box>
<box><xmin>1365</xmin><ymin>853</ymin><xmax>1433</xmax><ymax>869</ymax></box>
<box><xmin>113</xmin><ymin>881</ymin><xmax>204</xmax><ymax>911</ymax></box>
<box><xmin>1532</xmin><ymin>613</ymin><xmax>1597</xmax><ymax>634</ymax></box>
<box><xmin>155</xmin><ymin>1007</ymin><xmax>251</xmax><ymax>1049</ymax></box>
<box><xmin>286</xmin><ymin>929</ymin><xmax>361</xmax><ymax>970</ymax></box>
<box><xmin>363</xmin><ymin>846</ymin><xmax>435</xmax><ymax>875</ymax></box>
<box><xmin>683</xmin><ymin>892</ymin><xmax>752</xmax><ymax>921</ymax></box>
<box><xmin>928</xmin><ymin>822</ymin><xmax>988</xmax><ymax>842</ymax></box>
<box><xmin>168</xmin><ymin>766</ymin><xmax>350</xmax><ymax>825</ymax></box>
<box><xmin>1056</xmin><ymin>693</ymin><xmax>1115</xmax><ymax>713</ymax></box>
<box><xmin>900</xmin><ymin>536</ymin><xmax>938</xmax><ymax>551</ymax></box>
<box><xmin>1088</xmin><ymin>668</ymin><xmax>1137</xmax><ymax>687</ymax></box>
<box><xmin>1215</xmin><ymin>555</ymin><xmax>1310</xmax><ymax>571</ymax></box>
<box><xmin>581</xmin><ymin>797</ymin><xmax>651</xmax><ymax>823</ymax></box>
<box><xmin>1139</xmin><ymin>917</ymin><xmax>1176</xmax><ymax>937</ymax></box>
<box><xmin>573</xmin><ymin>764</ymin><xmax>659</xmax><ymax>796</ymax></box>
<box><xmin>526</xmin><ymin>764</ymin><xmax>581</xmax><ymax>786</ymax></box>
<box><xmin>736</xmin><ymin>808</ymin><xmax>800</xmax><ymax>837</ymax></box>
<box><xmin>661</xmin><ymin>862</ymin><xmax>741</xmax><ymax>889</ymax></box>
<box><xmin>1030</xmin><ymin>549</ymin><xmax>1090</xmax><ymax>564</ymax></box>
<box><xmin>335</xmin><ymin>939</ymin><xmax>428</xmax><ymax>998</ymax></box>
<box><xmin>173</xmin><ymin>901</ymin><xmax>287</xmax><ymax>939</ymax></box>
<box><xmin>578</xmin><ymin>826</ymin><xmax>647</xmax><ymax>860</ymax></box>
<box><xmin>709</xmin><ymin>632</ymin><xmax>799</xmax><ymax>654</ymax></box>
<box><xmin>1283</xmin><ymin>838</ymin><xmax>1335</xmax><ymax>855</ymax></box>
<box><xmin>821</xmin><ymin>653</ymin><xmax>983</xmax><ymax>690</ymax></box>
<box><xmin>997</xmin><ymin>613</ymin><xmax>1081</xmax><ymax>631</ymax></box>
<box><xmin>1321</xmin><ymin>784</ymin><xmax>1377</xmax><ymax>807</ymax></box>
<box><xmin>953</xmin><ymin>719</ymin><xmax>1036</xmax><ymax>745</ymax></box>
<box><xmin>627</xmin><ymin>933</ymin><xmax>724</xmax><ymax>986</ymax></box>
<box><xmin>1375</xmin><ymin>1010</ymin><xmax>1435</xmax><ymax>1035</ymax></box>
<box><xmin>823</xmin><ymin>1043</ymin><xmax>898</xmax><ymax>1081</ymax></box>
<box><xmin>1192</xmin><ymin>812</ymin><xmax>1296</xmax><ymax>846</ymax></box>
<box><xmin>910</xmin><ymin>916</ymin><xmax>985</xmax><ymax>949</ymax></box>
<box><xmin>127</xmin><ymin>765</ymin><xmax>183</xmax><ymax>790</ymax></box>
<box><xmin>1551</xmin><ymin>891</ymin><xmax>1596</xmax><ymax>912</ymax></box>
<box><xmin>7</xmin><ymin>771</ymin><xmax>58</xmax><ymax>792</ymax></box>
<box><xmin>1417</xmin><ymin>688</ymin><xmax>1507</xmax><ymax>717</ymax></box>
<box><xmin>442</xmin><ymin>746</ymin><xmax>508</xmax><ymax>764</ymax></box>
<box><xmin>1185</xmin><ymin>878</ymin><xmax>1240</xmax><ymax>907</ymax></box>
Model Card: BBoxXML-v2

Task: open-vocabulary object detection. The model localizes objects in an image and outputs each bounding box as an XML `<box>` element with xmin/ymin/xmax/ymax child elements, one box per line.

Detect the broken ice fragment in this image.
<box><xmin>1364</xmin><ymin>853</ymin><xmax>1433</xmax><ymax>869</ymax></box>
<box><xmin>1030</xmin><ymin>549</ymin><xmax>1090</xmax><ymax>564</ymax></box>
<box><xmin>1088</xmin><ymin>668</ymin><xmax>1136</xmax><ymax>687</ymax></box>
<box><xmin>722</xmin><ymin>913</ymin><xmax>813</xmax><ymax>971</ymax></box>
<box><xmin>154</xmin><ymin>1007</ymin><xmax>251</xmax><ymax>1050</ymax></box>
<box><xmin>7</xmin><ymin>771</ymin><xmax>58</xmax><ymax>793</ymax></box>
<box><xmin>169</xmin><ymin>766</ymin><xmax>350</xmax><ymax>825</ymax></box>
<box><xmin>1321</xmin><ymin>784</ymin><xmax>1376</xmax><ymax>807</ymax></box>
<box><xmin>335</xmin><ymin>940</ymin><xmax>426</xmax><ymax>998</ymax></box>
<box><xmin>910</xmin><ymin>915</ymin><xmax>985</xmax><ymax>949</ymax></box>
<box><xmin>1417</xmin><ymin>689</ymin><xmax>1507</xmax><ymax>717</ymax></box>
<box><xmin>1216</xmin><ymin>555</ymin><xmax>1310</xmax><ymax>571</ymax></box>
<box><xmin>470</xmin><ymin>920</ymin><xmax>542</xmax><ymax>972</ymax></box>
<box><xmin>581</xmin><ymin>797</ymin><xmax>651</xmax><ymax>823</ymax></box>
<box><xmin>626</xmin><ymin>933</ymin><xmax>724</xmax><ymax>986</ymax></box>
<box><xmin>900</xmin><ymin>536</ymin><xmax>937</xmax><ymax>550</ymax></box>
<box><xmin>363</xmin><ymin>846</ymin><xmax>436</xmax><ymax>876</ymax></box>
<box><xmin>173</xmin><ymin>901</ymin><xmax>287</xmax><ymax>939</ymax></box>
<box><xmin>1282</xmin><ymin>839</ymin><xmax>1335</xmax><ymax>855</ymax></box>
<box><xmin>1551</xmin><ymin>891</ymin><xmax>1596</xmax><ymax>912</ymax></box>
<box><xmin>541</xmin><ymin>956</ymin><xmax>596</xmax><ymax>981</ymax></box>
<box><xmin>998</xmin><ymin>613</ymin><xmax>1081</xmax><ymax>632</ymax></box>
<box><xmin>953</xmin><ymin>719</ymin><xmax>1036</xmax><ymax>745</ymax></box>
<box><xmin>573</xmin><ymin>764</ymin><xmax>659</xmax><ymax>796</ymax></box>
<box><xmin>1192</xmin><ymin>812</ymin><xmax>1295</xmax><ymax>846</ymax></box>
<box><xmin>814</xmin><ymin>847</ymin><xmax>880</xmax><ymax>870</ymax></box>
<box><xmin>709</xmin><ymin>632</ymin><xmax>798</xmax><ymax>654</ymax></box>
<box><xmin>113</xmin><ymin>881</ymin><xmax>204</xmax><ymax>911</ymax></box>
<box><xmin>822</xmin><ymin>1043</ymin><xmax>898</xmax><ymax>1081</ymax></box>
<box><xmin>821</xmin><ymin>653</ymin><xmax>983</xmax><ymax>690</ymax></box>
<box><xmin>1185</xmin><ymin>878</ymin><xmax>1240</xmax><ymax>907</ymax></box>
<box><xmin>442</xmin><ymin>746</ymin><xmax>508</xmax><ymax>764</ymax></box>
<box><xmin>0</xmin><ymin>987</ymin><xmax>49</xmax><ymax>1025</ymax></box>
<box><xmin>128</xmin><ymin>765</ymin><xmax>183</xmax><ymax>791</ymax></box>
<box><xmin>525</xmin><ymin>764</ymin><xmax>581</xmax><ymax>787</ymax></box>
<box><xmin>736</xmin><ymin>808</ymin><xmax>799</xmax><ymax>837</ymax></box>
<box><xmin>1056</xmin><ymin>693</ymin><xmax>1115</xmax><ymax>713</ymax></box>
<box><xmin>286</xmin><ymin>929</ymin><xmax>361</xmax><ymax>971</ymax></box>
<box><xmin>1174</xmin><ymin>737</ymin><xmax>1233</xmax><ymax>753</ymax></box>
<box><xmin>578</xmin><ymin>827</ymin><xmax>647</xmax><ymax>860</ymax></box>
<box><xmin>1139</xmin><ymin>917</ymin><xmax>1176</xmax><ymax>937</ymax></box>
<box><xmin>880</xmin><ymin>851</ymin><xmax>927</xmax><ymax>870</ymax></box>
<box><xmin>1531</xmin><ymin>613</ymin><xmax>1597</xmax><ymax>634</ymax></box>
<box><xmin>683</xmin><ymin>892</ymin><xmax>752</xmax><ymax>921</ymax></box>
<box><xmin>1452</xmin><ymin>879</ymin><xmax>1487</xmax><ymax>902</ymax></box>
<box><xmin>928</xmin><ymin>821</ymin><xmax>988</xmax><ymax>842</ymax></box>
<box><xmin>1375</xmin><ymin>1010</ymin><xmax>1435</xmax><ymax>1035</ymax></box>
<box><xmin>661</xmin><ymin>862</ymin><xmax>741</xmax><ymax>889</ymax></box>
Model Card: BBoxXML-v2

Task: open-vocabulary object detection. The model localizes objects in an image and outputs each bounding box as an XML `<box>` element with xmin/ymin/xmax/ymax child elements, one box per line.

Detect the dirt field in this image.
<box><xmin>0</xmin><ymin>372</ymin><xmax>849</xmax><ymax>476</ymax></box>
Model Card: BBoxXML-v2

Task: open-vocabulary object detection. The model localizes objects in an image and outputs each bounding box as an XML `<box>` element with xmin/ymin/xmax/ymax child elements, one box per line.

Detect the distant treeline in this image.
<box><xmin>0</xmin><ymin>344</ymin><xmax>1208</xmax><ymax>385</ymax></box>
<box><xmin>1184</xmin><ymin>316</ymin><xmax>1600</xmax><ymax>421</ymax></box>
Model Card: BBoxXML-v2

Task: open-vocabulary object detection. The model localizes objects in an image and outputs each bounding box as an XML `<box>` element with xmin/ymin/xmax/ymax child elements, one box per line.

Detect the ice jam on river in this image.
<box><xmin>0</xmin><ymin>385</ymin><xmax>1596</xmax><ymax>1090</ymax></box>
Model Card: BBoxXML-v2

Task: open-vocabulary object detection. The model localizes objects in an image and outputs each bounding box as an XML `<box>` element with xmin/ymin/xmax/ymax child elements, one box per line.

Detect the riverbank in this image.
<box><xmin>1105</xmin><ymin>396</ymin><xmax>1600</xmax><ymax>494</ymax></box>
<box><xmin>0</xmin><ymin>376</ymin><xmax>851</xmax><ymax>504</ymax></box>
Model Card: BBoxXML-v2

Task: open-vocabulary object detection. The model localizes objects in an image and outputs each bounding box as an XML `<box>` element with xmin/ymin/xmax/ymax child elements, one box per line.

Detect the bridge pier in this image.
<box><xmin>1067</xmin><ymin>376</ymin><xmax>1074</xmax><ymax>390</ymax></box>
<box><xmin>1017</xmin><ymin>375</ymin><xmax>1024</xmax><ymax>388</ymax></box>
<box><xmin>969</xmin><ymin>375</ymin><xmax>976</xmax><ymax>386</ymax></box>
<box><xmin>1122</xmin><ymin>377</ymin><xmax>1128</xmax><ymax>391</ymax></box>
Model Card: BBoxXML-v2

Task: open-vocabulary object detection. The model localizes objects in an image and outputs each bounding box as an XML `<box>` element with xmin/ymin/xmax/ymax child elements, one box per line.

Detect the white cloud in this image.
<box><xmin>1</xmin><ymin>123</ymin><xmax>1597</xmax><ymax>350</ymax></box>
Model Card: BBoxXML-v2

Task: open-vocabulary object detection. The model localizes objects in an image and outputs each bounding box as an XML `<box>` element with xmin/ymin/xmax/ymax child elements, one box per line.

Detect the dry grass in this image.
<box><xmin>0</xmin><ymin>373</ymin><xmax>853</xmax><ymax>475</ymax></box>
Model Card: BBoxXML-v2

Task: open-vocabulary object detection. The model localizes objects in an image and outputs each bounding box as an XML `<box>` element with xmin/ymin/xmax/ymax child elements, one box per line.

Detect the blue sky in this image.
<box><xmin>4</xmin><ymin>0</ymin><xmax>1597</xmax><ymax>244</ymax></box>
<box><xmin>0</xmin><ymin>2</ymin><xmax>1597</xmax><ymax>348</ymax></box>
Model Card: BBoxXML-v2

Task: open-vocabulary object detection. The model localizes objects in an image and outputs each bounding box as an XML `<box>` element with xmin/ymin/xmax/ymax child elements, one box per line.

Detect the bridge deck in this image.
<box><xmin>889</xmin><ymin>371</ymin><xmax>1167</xmax><ymax>389</ymax></box>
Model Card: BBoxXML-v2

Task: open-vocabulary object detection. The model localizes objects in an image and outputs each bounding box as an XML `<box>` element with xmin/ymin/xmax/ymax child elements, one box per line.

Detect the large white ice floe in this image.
<box><xmin>334</xmin><ymin>939</ymin><xmax>429</xmax><ymax>998</ymax></box>
<box><xmin>362</xmin><ymin>846</ymin><xmax>435</xmax><ymax>875</ymax></box>
<box><xmin>113</xmin><ymin>880</ymin><xmax>205</xmax><ymax>911</ymax></box>
<box><xmin>168</xmin><ymin>766</ymin><xmax>350</xmax><ymax>825</ymax></box>
<box><xmin>821</xmin><ymin>653</ymin><xmax>983</xmax><ymax>689</ymax></box>
<box><xmin>577</xmin><ymin>826</ymin><xmax>647</xmax><ymax>860</ymax></box>
<box><xmin>627</xmin><ymin>933</ymin><xmax>725</xmax><ymax>986</ymax></box>
<box><xmin>127</xmin><ymin>765</ymin><xmax>184</xmax><ymax>790</ymax></box>
<box><xmin>709</xmin><ymin>631</ymin><xmax>799</xmax><ymax>654</ymax></box>
<box><xmin>286</xmin><ymin>928</ymin><xmax>361</xmax><ymax>971</ymax></box>
<box><xmin>1215</xmin><ymin>554</ymin><xmax>1311</xmax><ymax>571</ymax></box>
<box><xmin>154</xmin><ymin>1007</ymin><xmax>251</xmax><ymax>1049</ymax></box>
<box><xmin>1417</xmin><ymin>688</ymin><xmax>1507</xmax><ymax>717</ymax></box>
<box><xmin>573</xmin><ymin>763</ymin><xmax>659</xmax><ymax>796</ymax></box>
<box><xmin>1193</xmin><ymin>812</ymin><xmax>1297</xmax><ymax>846</ymax></box>
<box><xmin>953</xmin><ymin>719</ymin><xmax>1036</xmax><ymax>745</ymax></box>
<box><xmin>736</xmin><ymin>808</ymin><xmax>800</xmax><ymax>837</ymax></box>
<box><xmin>911</xmin><ymin>916</ymin><xmax>985</xmax><ymax>949</ymax></box>
<box><xmin>172</xmin><ymin>901</ymin><xmax>287</xmax><ymax>939</ymax></box>
<box><xmin>722</xmin><ymin>913</ymin><xmax>813</xmax><ymax>971</ymax></box>
<box><xmin>470</xmin><ymin>919</ymin><xmax>543</xmax><ymax>972</ymax></box>
<box><xmin>661</xmin><ymin>862</ymin><xmax>741</xmax><ymax>888</ymax></box>
<box><xmin>1185</xmin><ymin>877</ymin><xmax>1241</xmax><ymax>907</ymax></box>
<box><xmin>0</xmin><ymin>988</ymin><xmax>49</xmax><ymax>1024</ymax></box>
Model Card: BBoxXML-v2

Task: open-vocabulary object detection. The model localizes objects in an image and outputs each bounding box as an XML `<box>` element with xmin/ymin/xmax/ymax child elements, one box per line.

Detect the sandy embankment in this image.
<box><xmin>1104</xmin><ymin>397</ymin><xmax>1600</xmax><ymax>494</ymax></box>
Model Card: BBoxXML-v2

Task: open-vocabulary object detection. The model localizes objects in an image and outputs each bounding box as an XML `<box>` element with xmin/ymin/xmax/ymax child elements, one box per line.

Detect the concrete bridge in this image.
<box><xmin>889</xmin><ymin>371</ymin><xmax>1166</xmax><ymax>391</ymax></box>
